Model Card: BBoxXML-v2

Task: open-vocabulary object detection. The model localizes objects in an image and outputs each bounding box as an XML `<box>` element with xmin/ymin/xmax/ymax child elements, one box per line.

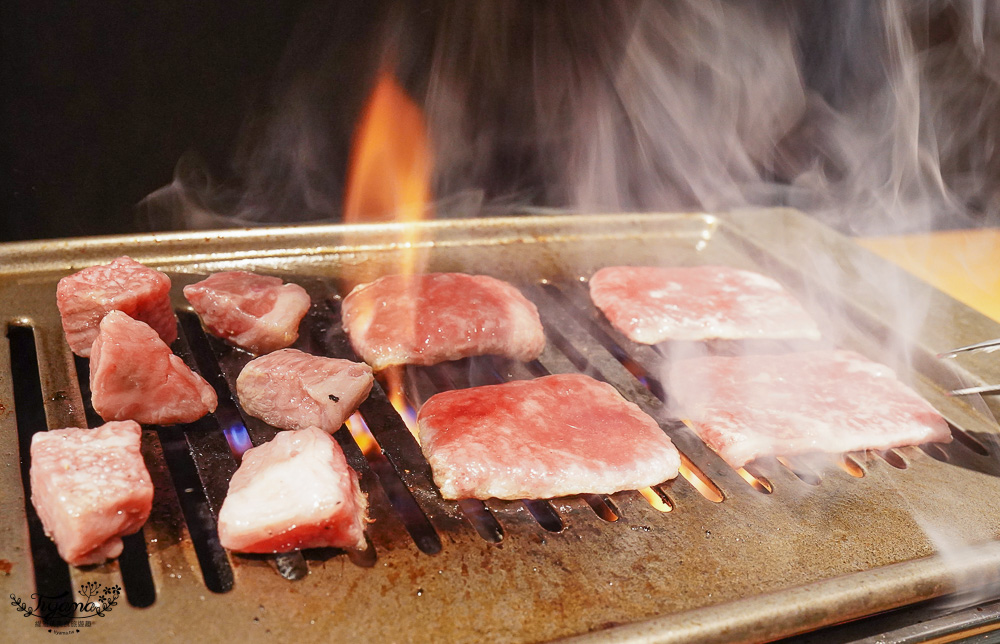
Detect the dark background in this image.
<box><xmin>1</xmin><ymin>1</ymin><xmax>312</xmax><ymax>242</ymax></box>
<box><xmin>3</xmin><ymin>2</ymin><xmax>996</xmax><ymax>242</ymax></box>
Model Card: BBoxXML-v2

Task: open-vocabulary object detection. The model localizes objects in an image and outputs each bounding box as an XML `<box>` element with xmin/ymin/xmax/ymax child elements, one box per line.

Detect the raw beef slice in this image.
<box><xmin>341</xmin><ymin>273</ymin><xmax>545</xmax><ymax>370</ymax></box>
<box><xmin>57</xmin><ymin>256</ymin><xmax>177</xmax><ymax>357</ymax></box>
<box><xmin>589</xmin><ymin>265</ymin><xmax>821</xmax><ymax>343</ymax></box>
<box><xmin>236</xmin><ymin>349</ymin><xmax>374</xmax><ymax>433</ymax></box>
<box><xmin>183</xmin><ymin>271</ymin><xmax>311</xmax><ymax>354</ymax></box>
<box><xmin>416</xmin><ymin>373</ymin><xmax>681</xmax><ymax>500</ymax></box>
<box><xmin>217</xmin><ymin>427</ymin><xmax>368</xmax><ymax>553</ymax></box>
<box><xmin>30</xmin><ymin>421</ymin><xmax>153</xmax><ymax>566</ymax></box>
<box><xmin>90</xmin><ymin>311</ymin><xmax>217</xmax><ymax>424</ymax></box>
<box><xmin>668</xmin><ymin>349</ymin><xmax>952</xmax><ymax>468</ymax></box>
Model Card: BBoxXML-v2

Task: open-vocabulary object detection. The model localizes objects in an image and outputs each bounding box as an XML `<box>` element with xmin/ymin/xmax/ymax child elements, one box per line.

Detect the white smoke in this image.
<box><xmin>139</xmin><ymin>0</ymin><xmax>1000</xmax><ymax>235</ymax></box>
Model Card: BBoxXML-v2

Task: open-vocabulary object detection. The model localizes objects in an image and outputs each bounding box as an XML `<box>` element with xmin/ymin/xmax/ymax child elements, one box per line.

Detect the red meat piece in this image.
<box><xmin>30</xmin><ymin>421</ymin><xmax>153</xmax><ymax>566</ymax></box>
<box><xmin>668</xmin><ymin>349</ymin><xmax>952</xmax><ymax>468</ymax></box>
<box><xmin>90</xmin><ymin>311</ymin><xmax>217</xmax><ymax>425</ymax></box>
<box><xmin>57</xmin><ymin>256</ymin><xmax>177</xmax><ymax>357</ymax></box>
<box><xmin>416</xmin><ymin>374</ymin><xmax>680</xmax><ymax>500</ymax></box>
<box><xmin>183</xmin><ymin>271</ymin><xmax>311</xmax><ymax>354</ymax></box>
<box><xmin>236</xmin><ymin>348</ymin><xmax>373</xmax><ymax>433</ymax></box>
<box><xmin>341</xmin><ymin>273</ymin><xmax>545</xmax><ymax>370</ymax></box>
<box><xmin>217</xmin><ymin>427</ymin><xmax>368</xmax><ymax>553</ymax></box>
<box><xmin>589</xmin><ymin>265</ymin><xmax>821</xmax><ymax>344</ymax></box>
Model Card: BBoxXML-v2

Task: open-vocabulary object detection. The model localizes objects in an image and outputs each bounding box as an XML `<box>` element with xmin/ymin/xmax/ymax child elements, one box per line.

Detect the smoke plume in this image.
<box><xmin>140</xmin><ymin>1</ymin><xmax>1000</xmax><ymax>234</ymax></box>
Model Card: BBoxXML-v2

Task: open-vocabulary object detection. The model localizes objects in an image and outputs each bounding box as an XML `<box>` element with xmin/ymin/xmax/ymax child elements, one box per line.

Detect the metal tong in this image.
<box><xmin>938</xmin><ymin>338</ymin><xmax>1000</xmax><ymax>396</ymax></box>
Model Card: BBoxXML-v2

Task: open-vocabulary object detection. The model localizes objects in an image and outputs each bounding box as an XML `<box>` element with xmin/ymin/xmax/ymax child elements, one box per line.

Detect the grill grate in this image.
<box><xmin>2</xmin><ymin>211</ymin><xmax>1000</xmax><ymax>643</ymax></box>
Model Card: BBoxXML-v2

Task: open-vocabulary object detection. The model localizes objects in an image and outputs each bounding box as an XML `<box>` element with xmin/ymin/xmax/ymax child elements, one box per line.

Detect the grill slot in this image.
<box><xmin>155</xmin><ymin>424</ymin><xmax>234</xmax><ymax>593</ymax></box>
<box><xmin>8</xmin><ymin>324</ymin><xmax>73</xmax><ymax>626</ymax></box>
<box><xmin>837</xmin><ymin>454</ymin><xmax>867</xmax><ymax>478</ymax></box>
<box><xmin>3</xmin><ymin>212</ymin><xmax>1000</xmax><ymax>642</ymax></box>
<box><xmin>949</xmin><ymin>424</ymin><xmax>990</xmax><ymax>456</ymax></box>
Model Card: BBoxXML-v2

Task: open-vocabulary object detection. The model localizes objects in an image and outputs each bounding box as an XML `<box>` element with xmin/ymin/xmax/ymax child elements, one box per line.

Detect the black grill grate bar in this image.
<box><xmin>177</xmin><ymin>310</ymin><xmax>308</xmax><ymax>580</ymax></box>
<box><xmin>72</xmin><ymin>354</ymin><xmax>157</xmax><ymax>605</ymax></box>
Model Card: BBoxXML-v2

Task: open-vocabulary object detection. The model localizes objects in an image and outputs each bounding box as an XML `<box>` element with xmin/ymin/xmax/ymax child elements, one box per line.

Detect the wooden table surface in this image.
<box><xmin>857</xmin><ymin>228</ymin><xmax>1000</xmax><ymax>323</ymax></box>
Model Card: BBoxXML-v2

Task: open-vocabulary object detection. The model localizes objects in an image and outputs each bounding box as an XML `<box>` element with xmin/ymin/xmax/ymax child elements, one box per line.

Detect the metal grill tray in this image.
<box><xmin>2</xmin><ymin>210</ymin><xmax>999</xmax><ymax>643</ymax></box>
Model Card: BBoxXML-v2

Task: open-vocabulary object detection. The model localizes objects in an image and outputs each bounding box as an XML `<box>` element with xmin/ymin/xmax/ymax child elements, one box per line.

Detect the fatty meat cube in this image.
<box><xmin>56</xmin><ymin>256</ymin><xmax>177</xmax><ymax>357</ymax></box>
<box><xmin>183</xmin><ymin>271</ymin><xmax>311</xmax><ymax>354</ymax></box>
<box><xmin>90</xmin><ymin>311</ymin><xmax>217</xmax><ymax>425</ymax></box>
<box><xmin>30</xmin><ymin>421</ymin><xmax>153</xmax><ymax>566</ymax></box>
<box><xmin>236</xmin><ymin>348</ymin><xmax>373</xmax><ymax>433</ymax></box>
<box><xmin>217</xmin><ymin>427</ymin><xmax>368</xmax><ymax>553</ymax></box>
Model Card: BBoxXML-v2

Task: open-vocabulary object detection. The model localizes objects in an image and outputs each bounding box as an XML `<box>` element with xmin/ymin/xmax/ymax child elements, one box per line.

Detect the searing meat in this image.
<box><xmin>183</xmin><ymin>271</ymin><xmax>311</xmax><ymax>354</ymax></box>
<box><xmin>416</xmin><ymin>373</ymin><xmax>680</xmax><ymax>500</ymax></box>
<box><xmin>668</xmin><ymin>349</ymin><xmax>952</xmax><ymax>468</ymax></box>
<box><xmin>236</xmin><ymin>349</ymin><xmax>373</xmax><ymax>433</ymax></box>
<box><xmin>30</xmin><ymin>421</ymin><xmax>153</xmax><ymax>566</ymax></box>
<box><xmin>56</xmin><ymin>256</ymin><xmax>177</xmax><ymax>357</ymax></box>
<box><xmin>90</xmin><ymin>311</ymin><xmax>217</xmax><ymax>425</ymax></box>
<box><xmin>589</xmin><ymin>265</ymin><xmax>821</xmax><ymax>343</ymax></box>
<box><xmin>217</xmin><ymin>427</ymin><xmax>368</xmax><ymax>553</ymax></box>
<box><xmin>341</xmin><ymin>273</ymin><xmax>545</xmax><ymax>370</ymax></box>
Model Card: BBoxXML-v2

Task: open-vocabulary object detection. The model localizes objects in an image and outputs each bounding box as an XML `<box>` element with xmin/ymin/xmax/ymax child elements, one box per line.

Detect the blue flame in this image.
<box><xmin>223</xmin><ymin>421</ymin><xmax>254</xmax><ymax>459</ymax></box>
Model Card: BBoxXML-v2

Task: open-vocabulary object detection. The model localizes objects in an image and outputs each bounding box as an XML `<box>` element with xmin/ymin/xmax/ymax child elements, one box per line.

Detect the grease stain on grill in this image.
<box><xmin>272</xmin><ymin>553</ymin><xmax>309</xmax><ymax>580</ymax></box>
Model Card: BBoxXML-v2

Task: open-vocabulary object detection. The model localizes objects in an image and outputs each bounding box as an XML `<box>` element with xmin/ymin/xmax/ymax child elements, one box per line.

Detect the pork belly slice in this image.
<box><xmin>236</xmin><ymin>349</ymin><xmax>373</xmax><ymax>433</ymax></box>
<box><xmin>183</xmin><ymin>271</ymin><xmax>311</xmax><ymax>354</ymax></box>
<box><xmin>589</xmin><ymin>265</ymin><xmax>821</xmax><ymax>344</ymax></box>
<box><xmin>668</xmin><ymin>350</ymin><xmax>952</xmax><ymax>469</ymax></box>
<box><xmin>416</xmin><ymin>374</ymin><xmax>681</xmax><ymax>500</ymax></box>
<box><xmin>217</xmin><ymin>427</ymin><xmax>368</xmax><ymax>553</ymax></box>
<box><xmin>30</xmin><ymin>421</ymin><xmax>153</xmax><ymax>566</ymax></box>
<box><xmin>57</xmin><ymin>256</ymin><xmax>177</xmax><ymax>357</ymax></box>
<box><xmin>341</xmin><ymin>272</ymin><xmax>545</xmax><ymax>370</ymax></box>
<box><xmin>90</xmin><ymin>311</ymin><xmax>217</xmax><ymax>425</ymax></box>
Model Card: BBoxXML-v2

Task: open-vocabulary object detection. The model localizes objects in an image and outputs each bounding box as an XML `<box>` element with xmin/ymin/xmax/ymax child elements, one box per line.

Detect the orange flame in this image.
<box><xmin>344</xmin><ymin>72</ymin><xmax>432</xmax><ymax>225</ymax></box>
<box><xmin>345</xmin><ymin>413</ymin><xmax>379</xmax><ymax>457</ymax></box>
<box><xmin>639</xmin><ymin>487</ymin><xmax>673</xmax><ymax>512</ymax></box>
<box><xmin>380</xmin><ymin>367</ymin><xmax>420</xmax><ymax>442</ymax></box>
<box><xmin>343</xmin><ymin>71</ymin><xmax>431</xmax><ymax>345</ymax></box>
